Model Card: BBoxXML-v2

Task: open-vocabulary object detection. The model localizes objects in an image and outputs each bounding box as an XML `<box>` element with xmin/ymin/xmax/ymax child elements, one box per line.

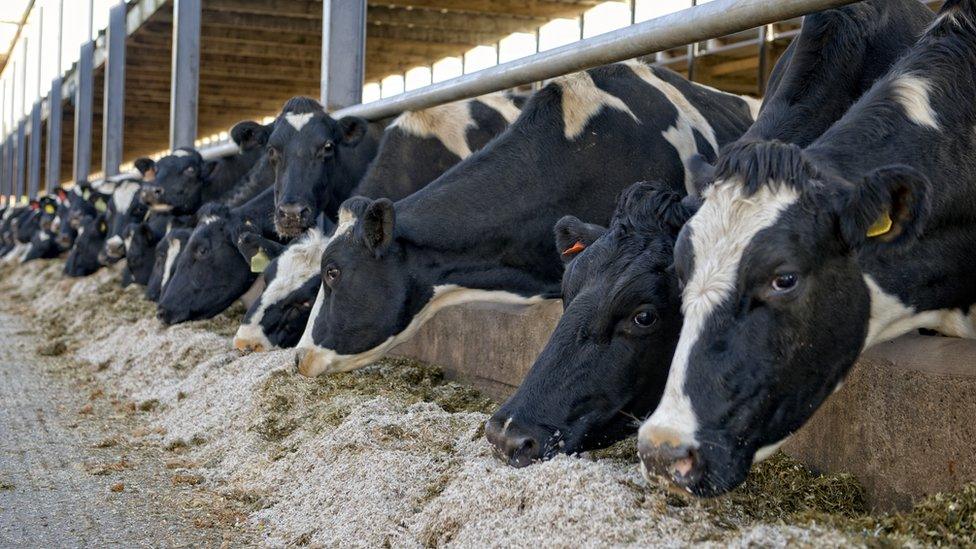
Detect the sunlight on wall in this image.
<box><xmin>583</xmin><ymin>2</ymin><xmax>631</xmax><ymax>39</ymax></box>
<box><xmin>539</xmin><ymin>18</ymin><xmax>580</xmax><ymax>51</ymax></box>
<box><xmin>381</xmin><ymin>75</ymin><xmax>405</xmax><ymax>98</ymax></box>
<box><xmin>498</xmin><ymin>32</ymin><xmax>536</xmax><ymax>63</ymax></box>
<box><xmin>405</xmin><ymin>67</ymin><xmax>432</xmax><ymax>90</ymax></box>
<box><xmin>464</xmin><ymin>45</ymin><xmax>497</xmax><ymax>74</ymax></box>
<box><xmin>432</xmin><ymin>57</ymin><xmax>463</xmax><ymax>83</ymax></box>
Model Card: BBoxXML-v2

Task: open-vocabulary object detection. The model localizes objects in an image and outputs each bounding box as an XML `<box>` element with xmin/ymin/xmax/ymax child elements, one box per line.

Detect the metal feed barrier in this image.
<box><xmin>0</xmin><ymin>0</ymin><xmax>864</xmax><ymax>194</ymax></box>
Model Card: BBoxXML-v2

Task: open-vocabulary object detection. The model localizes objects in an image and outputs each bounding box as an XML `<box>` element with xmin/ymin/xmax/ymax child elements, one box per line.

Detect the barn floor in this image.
<box><xmin>0</xmin><ymin>259</ymin><xmax>967</xmax><ymax>547</ymax></box>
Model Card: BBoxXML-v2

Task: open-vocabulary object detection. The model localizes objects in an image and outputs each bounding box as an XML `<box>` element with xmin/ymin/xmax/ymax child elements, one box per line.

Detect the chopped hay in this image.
<box><xmin>2</xmin><ymin>258</ymin><xmax>973</xmax><ymax>547</ymax></box>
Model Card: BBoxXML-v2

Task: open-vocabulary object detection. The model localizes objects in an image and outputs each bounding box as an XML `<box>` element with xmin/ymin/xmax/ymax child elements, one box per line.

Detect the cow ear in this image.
<box><xmin>231</xmin><ymin>120</ymin><xmax>270</xmax><ymax>152</ymax></box>
<box><xmin>338</xmin><ymin>116</ymin><xmax>368</xmax><ymax>147</ymax></box>
<box><xmin>134</xmin><ymin>157</ymin><xmax>156</xmax><ymax>178</ymax></box>
<box><xmin>554</xmin><ymin>216</ymin><xmax>606</xmax><ymax>263</ymax></box>
<box><xmin>687</xmin><ymin>154</ymin><xmax>716</xmax><ymax>197</ymax></box>
<box><xmin>838</xmin><ymin>164</ymin><xmax>930</xmax><ymax>251</ymax></box>
<box><xmin>361</xmin><ymin>198</ymin><xmax>395</xmax><ymax>254</ymax></box>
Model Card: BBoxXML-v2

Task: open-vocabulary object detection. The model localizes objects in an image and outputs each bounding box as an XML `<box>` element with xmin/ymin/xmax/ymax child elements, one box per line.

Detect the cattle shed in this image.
<box><xmin>0</xmin><ymin>0</ymin><xmax>970</xmax><ymax>512</ymax></box>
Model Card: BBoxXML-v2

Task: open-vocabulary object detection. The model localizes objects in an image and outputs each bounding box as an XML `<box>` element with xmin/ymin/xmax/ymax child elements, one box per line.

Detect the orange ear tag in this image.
<box><xmin>562</xmin><ymin>241</ymin><xmax>587</xmax><ymax>256</ymax></box>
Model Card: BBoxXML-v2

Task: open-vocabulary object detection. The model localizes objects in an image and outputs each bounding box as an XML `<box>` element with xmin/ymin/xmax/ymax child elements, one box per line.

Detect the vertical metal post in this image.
<box><xmin>74</xmin><ymin>40</ymin><xmax>94</xmax><ymax>184</ymax></box>
<box><xmin>757</xmin><ymin>23</ymin><xmax>771</xmax><ymax>96</ymax></box>
<box><xmin>687</xmin><ymin>0</ymin><xmax>698</xmax><ymax>82</ymax></box>
<box><xmin>28</xmin><ymin>102</ymin><xmax>41</xmax><ymax>198</ymax></box>
<box><xmin>102</xmin><ymin>1</ymin><xmax>126</xmax><ymax>177</ymax></box>
<box><xmin>46</xmin><ymin>0</ymin><xmax>64</xmax><ymax>191</ymax></box>
<box><xmin>170</xmin><ymin>0</ymin><xmax>201</xmax><ymax>150</ymax></box>
<box><xmin>630</xmin><ymin>0</ymin><xmax>637</xmax><ymax>25</ymax></box>
<box><xmin>16</xmin><ymin>120</ymin><xmax>27</xmax><ymax>202</ymax></box>
<box><xmin>17</xmin><ymin>41</ymin><xmax>28</xmax><ymax>202</ymax></box>
<box><xmin>1</xmin><ymin>82</ymin><xmax>6</xmax><ymax>201</ymax></box>
<box><xmin>321</xmin><ymin>0</ymin><xmax>366</xmax><ymax>111</ymax></box>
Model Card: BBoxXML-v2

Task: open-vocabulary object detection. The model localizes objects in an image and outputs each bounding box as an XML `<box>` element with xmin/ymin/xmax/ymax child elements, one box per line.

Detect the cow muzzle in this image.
<box><xmin>275</xmin><ymin>203</ymin><xmax>312</xmax><ymax>238</ymax></box>
<box><xmin>233</xmin><ymin>324</ymin><xmax>273</xmax><ymax>353</ymax></box>
<box><xmin>636</xmin><ymin>425</ymin><xmax>703</xmax><ymax>492</ymax></box>
<box><xmin>484</xmin><ymin>416</ymin><xmax>550</xmax><ymax>468</ymax></box>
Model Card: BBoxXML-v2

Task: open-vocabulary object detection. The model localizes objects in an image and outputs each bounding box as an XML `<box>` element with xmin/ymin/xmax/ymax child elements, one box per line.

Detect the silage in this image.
<box><xmin>2</xmin><ymin>259</ymin><xmax>973</xmax><ymax>547</ymax></box>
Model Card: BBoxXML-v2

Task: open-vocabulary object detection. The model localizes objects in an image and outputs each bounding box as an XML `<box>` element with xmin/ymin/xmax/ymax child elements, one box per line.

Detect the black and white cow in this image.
<box><xmin>100</xmin><ymin>176</ymin><xmax>149</xmax><ymax>264</ymax></box>
<box><xmin>268</xmin><ymin>96</ymin><xmax>386</xmax><ymax>237</ymax></box>
<box><xmin>65</xmin><ymin>214</ymin><xmax>109</xmax><ymax>277</ymax></box>
<box><xmin>123</xmin><ymin>213</ymin><xmax>191</xmax><ymax>286</ymax></box>
<box><xmin>155</xmin><ymin>187</ymin><xmax>277</xmax><ymax>324</ymax></box>
<box><xmin>484</xmin><ymin>0</ymin><xmax>934</xmax><ymax>467</ymax></box>
<box><xmin>233</xmin><ymin>94</ymin><xmax>523</xmax><ymax>352</ymax></box>
<box><xmin>146</xmin><ymin>227</ymin><xmax>192</xmax><ymax>302</ymax></box>
<box><xmin>140</xmin><ymin>121</ymin><xmax>272</xmax><ymax>216</ymax></box>
<box><xmin>639</xmin><ymin>0</ymin><xmax>976</xmax><ymax>497</ymax></box>
<box><xmin>23</xmin><ymin>193</ymin><xmax>68</xmax><ymax>262</ymax></box>
<box><xmin>294</xmin><ymin>60</ymin><xmax>760</xmax><ymax>376</ymax></box>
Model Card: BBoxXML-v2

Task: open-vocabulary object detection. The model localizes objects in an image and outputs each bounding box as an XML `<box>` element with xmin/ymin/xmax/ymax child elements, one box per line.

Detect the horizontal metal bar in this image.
<box><xmin>332</xmin><ymin>0</ymin><xmax>859</xmax><ymax>120</ymax></box>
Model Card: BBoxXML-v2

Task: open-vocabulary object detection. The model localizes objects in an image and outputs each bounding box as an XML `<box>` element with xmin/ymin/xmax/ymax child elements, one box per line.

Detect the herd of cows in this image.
<box><xmin>1</xmin><ymin>0</ymin><xmax>975</xmax><ymax>499</ymax></box>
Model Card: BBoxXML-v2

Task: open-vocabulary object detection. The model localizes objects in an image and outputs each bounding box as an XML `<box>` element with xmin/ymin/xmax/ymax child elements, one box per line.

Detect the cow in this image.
<box><xmin>638</xmin><ymin>0</ymin><xmax>976</xmax><ymax>498</ymax></box>
<box><xmin>294</xmin><ymin>60</ymin><xmax>761</xmax><ymax>377</ymax></box>
<box><xmin>233</xmin><ymin>94</ymin><xmax>523</xmax><ymax>352</ymax></box>
<box><xmin>100</xmin><ymin>176</ymin><xmax>149</xmax><ymax>264</ymax></box>
<box><xmin>65</xmin><ymin>214</ymin><xmax>109</xmax><ymax>277</ymax></box>
<box><xmin>139</xmin><ymin>120</ymin><xmax>272</xmax><ymax>216</ymax></box>
<box><xmin>483</xmin><ymin>0</ymin><xmax>934</xmax><ymax>467</ymax></box>
<box><xmin>23</xmin><ymin>193</ymin><xmax>68</xmax><ymax>262</ymax></box>
<box><xmin>123</xmin><ymin>213</ymin><xmax>191</xmax><ymax>286</ymax></box>
<box><xmin>155</xmin><ymin>187</ymin><xmax>278</xmax><ymax>324</ymax></box>
<box><xmin>146</xmin><ymin>227</ymin><xmax>192</xmax><ymax>302</ymax></box>
<box><xmin>268</xmin><ymin>96</ymin><xmax>386</xmax><ymax>238</ymax></box>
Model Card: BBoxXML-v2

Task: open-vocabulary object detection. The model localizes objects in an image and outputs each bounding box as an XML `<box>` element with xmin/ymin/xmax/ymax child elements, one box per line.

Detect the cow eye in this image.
<box><xmin>318</xmin><ymin>141</ymin><xmax>335</xmax><ymax>159</ymax></box>
<box><xmin>267</xmin><ymin>147</ymin><xmax>280</xmax><ymax>165</ymax></box>
<box><xmin>771</xmin><ymin>272</ymin><xmax>799</xmax><ymax>293</ymax></box>
<box><xmin>325</xmin><ymin>265</ymin><xmax>340</xmax><ymax>286</ymax></box>
<box><xmin>184</xmin><ymin>166</ymin><xmax>196</xmax><ymax>176</ymax></box>
<box><xmin>195</xmin><ymin>246</ymin><xmax>210</xmax><ymax>258</ymax></box>
<box><xmin>632</xmin><ymin>310</ymin><xmax>657</xmax><ymax>329</ymax></box>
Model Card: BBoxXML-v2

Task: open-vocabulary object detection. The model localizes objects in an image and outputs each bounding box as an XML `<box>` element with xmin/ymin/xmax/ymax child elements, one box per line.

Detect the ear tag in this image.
<box><xmin>866</xmin><ymin>211</ymin><xmax>893</xmax><ymax>238</ymax></box>
<box><xmin>82</xmin><ymin>189</ymin><xmax>90</xmax><ymax>200</ymax></box>
<box><xmin>95</xmin><ymin>199</ymin><xmax>107</xmax><ymax>213</ymax></box>
<box><xmin>44</xmin><ymin>204</ymin><xmax>56</xmax><ymax>215</ymax></box>
<box><xmin>99</xmin><ymin>221</ymin><xmax>107</xmax><ymax>233</ymax></box>
<box><xmin>250</xmin><ymin>249</ymin><xmax>270</xmax><ymax>273</ymax></box>
<box><xmin>561</xmin><ymin>241</ymin><xmax>587</xmax><ymax>257</ymax></box>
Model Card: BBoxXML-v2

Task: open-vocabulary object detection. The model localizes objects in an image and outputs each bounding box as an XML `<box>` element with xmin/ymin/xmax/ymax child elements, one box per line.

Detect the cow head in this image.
<box><xmin>268</xmin><ymin>96</ymin><xmax>368</xmax><ymax>237</ymax></box>
<box><xmin>102</xmin><ymin>179</ymin><xmax>148</xmax><ymax>263</ymax></box>
<box><xmin>294</xmin><ymin>197</ymin><xmax>424</xmax><ymax>375</ymax></box>
<box><xmin>638</xmin><ymin>140</ymin><xmax>930</xmax><ymax>497</ymax></box>
<box><xmin>146</xmin><ymin>228</ymin><xmax>192</xmax><ymax>303</ymax></box>
<box><xmin>65</xmin><ymin>214</ymin><xmax>109</xmax><ymax>277</ymax></box>
<box><xmin>486</xmin><ymin>183</ymin><xmax>693</xmax><ymax>466</ymax></box>
<box><xmin>233</xmin><ymin>229</ymin><xmax>327</xmax><ymax>352</ymax></box>
<box><xmin>156</xmin><ymin>205</ymin><xmax>272</xmax><ymax>324</ymax></box>
<box><xmin>139</xmin><ymin>148</ymin><xmax>215</xmax><ymax>215</ymax></box>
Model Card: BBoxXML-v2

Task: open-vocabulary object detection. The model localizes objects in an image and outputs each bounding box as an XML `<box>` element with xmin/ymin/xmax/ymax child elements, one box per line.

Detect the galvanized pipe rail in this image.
<box><xmin>195</xmin><ymin>0</ymin><xmax>857</xmax><ymax>161</ymax></box>
<box><xmin>331</xmin><ymin>0</ymin><xmax>860</xmax><ymax>120</ymax></box>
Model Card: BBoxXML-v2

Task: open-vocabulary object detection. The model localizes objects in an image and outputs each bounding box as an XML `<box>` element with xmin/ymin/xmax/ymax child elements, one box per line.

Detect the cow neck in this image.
<box><xmin>392</xmin><ymin>132</ymin><xmax>561</xmax><ymax>296</ymax></box>
<box><xmin>323</xmin><ymin>132</ymin><xmax>381</xmax><ymax>221</ymax></box>
<box><xmin>747</xmin><ymin>0</ymin><xmax>931</xmax><ymax>148</ymax></box>
<box><xmin>802</xmin><ymin>15</ymin><xmax>976</xmax><ymax>314</ymax></box>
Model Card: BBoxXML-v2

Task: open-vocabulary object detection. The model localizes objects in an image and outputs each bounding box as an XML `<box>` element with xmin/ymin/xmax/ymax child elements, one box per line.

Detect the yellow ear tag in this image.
<box><xmin>866</xmin><ymin>211</ymin><xmax>893</xmax><ymax>238</ymax></box>
<box><xmin>95</xmin><ymin>199</ymin><xmax>107</xmax><ymax>213</ymax></box>
<box><xmin>99</xmin><ymin>221</ymin><xmax>107</xmax><ymax>233</ymax></box>
<box><xmin>250</xmin><ymin>249</ymin><xmax>270</xmax><ymax>273</ymax></box>
<box><xmin>82</xmin><ymin>189</ymin><xmax>91</xmax><ymax>200</ymax></box>
<box><xmin>44</xmin><ymin>204</ymin><xmax>56</xmax><ymax>215</ymax></box>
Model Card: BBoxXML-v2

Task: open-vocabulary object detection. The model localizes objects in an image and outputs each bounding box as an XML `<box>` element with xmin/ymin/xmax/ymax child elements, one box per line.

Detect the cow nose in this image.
<box><xmin>636</xmin><ymin>426</ymin><xmax>703</xmax><ymax>490</ymax></box>
<box><xmin>484</xmin><ymin>416</ymin><xmax>547</xmax><ymax>468</ymax></box>
<box><xmin>277</xmin><ymin>204</ymin><xmax>309</xmax><ymax>222</ymax></box>
<box><xmin>142</xmin><ymin>186</ymin><xmax>164</xmax><ymax>204</ymax></box>
<box><xmin>156</xmin><ymin>307</ymin><xmax>187</xmax><ymax>326</ymax></box>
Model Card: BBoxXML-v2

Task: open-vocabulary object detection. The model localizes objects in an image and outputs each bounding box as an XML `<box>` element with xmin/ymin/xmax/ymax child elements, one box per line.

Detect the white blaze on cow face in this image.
<box><xmin>625</xmin><ymin>61</ymin><xmax>721</xmax><ymax>195</ymax></box>
<box><xmin>641</xmin><ymin>179</ymin><xmax>801</xmax><ymax>446</ymax></box>
<box><xmin>160</xmin><ymin>238</ymin><xmax>182</xmax><ymax>291</ymax></box>
<box><xmin>234</xmin><ymin>229</ymin><xmax>329</xmax><ymax>351</ymax></box>
<box><xmin>112</xmin><ymin>181</ymin><xmax>141</xmax><ymax>216</ymax></box>
<box><xmin>285</xmin><ymin>112</ymin><xmax>315</xmax><ymax>132</ymax></box>
<box><xmin>172</xmin><ymin>150</ymin><xmax>192</xmax><ymax>158</ymax></box>
<box><xmin>295</xmin><ymin>285</ymin><xmax>551</xmax><ymax>377</ymax></box>
<box><xmin>392</xmin><ymin>101</ymin><xmax>477</xmax><ymax>159</ymax></box>
<box><xmin>889</xmin><ymin>74</ymin><xmax>941</xmax><ymax>131</ymax></box>
<box><xmin>555</xmin><ymin>69</ymin><xmax>639</xmax><ymax>140</ymax></box>
<box><xmin>106</xmin><ymin>235</ymin><xmax>124</xmax><ymax>250</ymax></box>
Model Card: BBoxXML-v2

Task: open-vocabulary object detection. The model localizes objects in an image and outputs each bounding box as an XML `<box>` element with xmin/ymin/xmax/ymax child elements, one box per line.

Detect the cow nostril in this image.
<box><xmin>637</xmin><ymin>434</ymin><xmax>704</xmax><ymax>490</ymax></box>
<box><xmin>509</xmin><ymin>436</ymin><xmax>540</xmax><ymax>468</ymax></box>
